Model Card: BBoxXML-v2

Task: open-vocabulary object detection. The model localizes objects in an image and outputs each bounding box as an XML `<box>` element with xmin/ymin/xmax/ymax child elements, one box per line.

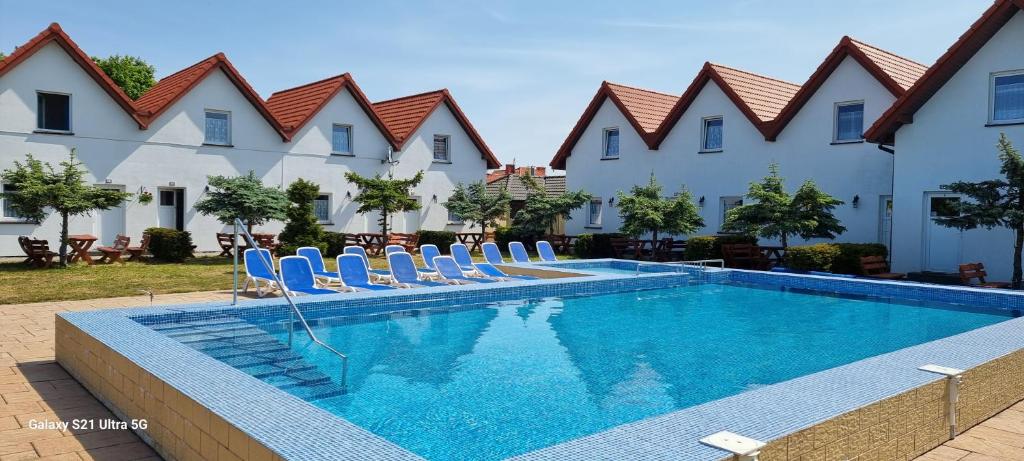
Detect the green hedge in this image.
<box><xmin>683</xmin><ymin>234</ymin><xmax>758</xmax><ymax>261</ymax></box>
<box><xmin>323</xmin><ymin>232</ymin><xmax>349</xmax><ymax>258</ymax></box>
<box><xmin>784</xmin><ymin>243</ymin><xmax>888</xmax><ymax>274</ymax></box>
<box><xmin>832</xmin><ymin>243</ymin><xmax>888</xmax><ymax>275</ymax></box>
<box><xmin>417</xmin><ymin>230</ymin><xmax>457</xmax><ymax>253</ymax></box>
<box><xmin>144</xmin><ymin>227</ymin><xmax>194</xmax><ymax>262</ymax></box>
<box><xmin>495</xmin><ymin>227</ymin><xmax>536</xmax><ymax>251</ymax></box>
<box><xmin>573</xmin><ymin>233</ymin><xmax>625</xmax><ymax>258</ymax></box>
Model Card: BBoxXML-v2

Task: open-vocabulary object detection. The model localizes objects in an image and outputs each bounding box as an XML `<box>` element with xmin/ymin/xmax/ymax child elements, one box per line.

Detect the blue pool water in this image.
<box><xmin>255</xmin><ymin>282</ymin><xmax>1010</xmax><ymax>460</ymax></box>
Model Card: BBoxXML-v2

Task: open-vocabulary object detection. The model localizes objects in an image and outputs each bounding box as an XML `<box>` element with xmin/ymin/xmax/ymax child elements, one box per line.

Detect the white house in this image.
<box><xmin>551</xmin><ymin>36</ymin><xmax>928</xmax><ymax>249</ymax></box>
<box><xmin>0</xmin><ymin>24</ymin><xmax>500</xmax><ymax>255</ymax></box>
<box><xmin>866</xmin><ymin>0</ymin><xmax>1024</xmax><ymax>280</ymax></box>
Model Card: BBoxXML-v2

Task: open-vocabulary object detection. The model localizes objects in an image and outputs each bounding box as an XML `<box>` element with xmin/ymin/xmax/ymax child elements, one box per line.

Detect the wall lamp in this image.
<box><xmin>432</xmin><ymin>194</ymin><xmax>438</xmax><ymax>203</ymax></box>
<box><xmin>608</xmin><ymin>197</ymin><xmax>615</xmax><ymax>207</ymax></box>
<box><xmin>698</xmin><ymin>196</ymin><xmax>706</xmax><ymax>207</ymax></box>
<box><xmin>852</xmin><ymin>195</ymin><xmax>860</xmax><ymax>208</ymax></box>
<box><xmin>345</xmin><ymin>191</ymin><xmax>352</xmax><ymax>200</ymax></box>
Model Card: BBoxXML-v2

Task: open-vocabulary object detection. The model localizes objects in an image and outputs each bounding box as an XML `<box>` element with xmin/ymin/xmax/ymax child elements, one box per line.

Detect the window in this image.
<box><xmin>992</xmin><ymin>71</ymin><xmax>1024</xmax><ymax>124</ymax></box>
<box><xmin>834</xmin><ymin>101</ymin><xmax>865</xmax><ymax>142</ymax></box>
<box><xmin>602</xmin><ymin>128</ymin><xmax>619</xmax><ymax>158</ymax></box>
<box><xmin>332</xmin><ymin>124</ymin><xmax>352</xmax><ymax>155</ymax></box>
<box><xmin>37</xmin><ymin>92</ymin><xmax>70</xmax><ymax>132</ymax></box>
<box><xmin>314</xmin><ymin>194</ymin><xmax>331</xmax><ymax>223</ymax></box>
<box><xmin>433</xmin><ymin>135</ymin><xmax>450</xmax><ymax>162</ymax></box>
<box><xmin>204</xmin><ymin>110</ymin><xmax>231</xmax><ymax>145</ymax></box>
<box><xmin>447</xmin><ymin>208</ymin><xmax>462</xmax><ymax>224</ymax></box>
<box><xmin>159</xmin><ymin>190</ymin><xmax>176</xmax><ymax>207</ymax></box>
<box><xmin>2</xmin><ymin>184</ymin><xmax>25</xmax><ymax>220</ymax></box>
<box><xmin>701</xmin><ymin>117</ymin><xmax>723</xmax><ymax>152</ymax></box>
<box><xmin>720</xmin><ymin>196</ymin><xmax>743</xmax><ymax>230</ymax></box>
<box><xmin>588</xmin><ymin>198</ymin><xmax>603</xmax><ymax>227</ymax></box>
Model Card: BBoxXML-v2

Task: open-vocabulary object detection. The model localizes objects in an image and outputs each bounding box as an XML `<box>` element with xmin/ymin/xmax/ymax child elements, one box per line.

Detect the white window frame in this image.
<box><xmin>990</xmin><ymin>70</ymin><xmax>1024</xmax><ymax>125</ymax></box>
<box><xmin>331</xmin><ymin>124</ymin><xmax>354</xmax><ymax>155</ymax></box>
<box><xmin>204</xmin><ymin>109</ymin><xmax>232</xmax><ymax>146</ymax></box>
<box><xmin>447</xmin><ymin>207</ymin><xmax>463</xmax><ymax>224</ymax></box>
<box><xmin>700</xmin><ymin>116</ymin><xmax>724</xmax><ymax>153</ymax></box>
<box><xmin>433</xmin><ymin>134</ymin><xmax>451</xmax><ymax>162</ymax></box>
<box><xmin>602</xmin><ymin>128</ymin><xmax>620</xmax><ymax>159</ymax></box>
<box><xmin>587</xmin><ymin>198</ymin><xmax>603</xmax><ymax>228</ymax></box>
<box><xmin>35</xmin><ymin>91</ymin><xmax>72</xmax><ymax>133</ymax></box>
<box><xmin>1</xmin><ymin>183</ymin><xmax>30</xmax><ymax>222</ymax></box>
<box><xmin>833</xmin><ymin>100</ymin><xmax>865</xmax><ymax>143</ymax></box>
<box><xmin>314</xmin><ymin>193</ymin><xmax>332</xmax><ymax>224</ymax></box>
<box><xmin>720</xmin><ymin>196</ymin><xmax>743</xmax><ymax>231</ymax></box>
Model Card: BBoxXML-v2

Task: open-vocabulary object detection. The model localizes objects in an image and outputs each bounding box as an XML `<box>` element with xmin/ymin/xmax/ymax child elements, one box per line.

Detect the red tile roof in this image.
<box><xmin>373</xmin><ymin>90</ymin><xmax>502</xmax><ymax>168</ymax></box>
<box><xmin>266</xmin><ymin>74</ymin><xmax>397</xmax><ymax>145</ymax></box>
<box><xmin>0</xmin><ymin>23</ymin><xmax>145</xmax><ymax>127</ymax></box>
<box><xmin>766</xmin><ymin>36</ymin><xmax>926</xmax><ymax>140</ymax></box>
<box><xmin>604</xmin><ymin>82</ymin><xmax>679</xmax><ymax>134</ymax></box>
<box><xmin>866</xmin><ymin>0</ymin><xmax>1024</xmax><ymax>144</ymax></box>
<box><xmin>135</xmin><ymin>53</ymin><xmax>288</xmax><ymax>140</ymax></box>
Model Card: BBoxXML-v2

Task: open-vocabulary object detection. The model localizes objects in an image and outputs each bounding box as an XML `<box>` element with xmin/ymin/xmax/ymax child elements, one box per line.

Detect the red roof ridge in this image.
<box><xmin>603</xmin><ymin>81</ymin><xmax>678</xmax><ymax>98</ymax></box>
<box><xmin>706</xmin><ymin>62</ymin><xmax>802</xmax><ymax>88</ymax></box>
<box><xmin>846</xmin><ymin>36</ymin><xmax>928</xmax><ymax>68</ymax></box>
<box><xmin>269</xmin><ymin>73</ymin><xmax>351</xmax><ymax>97</ymax></box>
<box><xmin>373</xmin><ymin>88</ymin><xmax>447</xmax><ymax>105</ymax></box>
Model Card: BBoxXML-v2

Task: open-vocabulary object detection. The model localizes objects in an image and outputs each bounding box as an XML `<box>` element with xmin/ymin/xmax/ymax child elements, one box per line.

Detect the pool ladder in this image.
<box><xmin>634</xmin><ymin>259</ymin><xmax>725</xmax><ymax>280</ymax></box>
<box><xmin>230</xmin><ymin>219</ymin><xmax>349</xmax><ymax>393</ymax></box>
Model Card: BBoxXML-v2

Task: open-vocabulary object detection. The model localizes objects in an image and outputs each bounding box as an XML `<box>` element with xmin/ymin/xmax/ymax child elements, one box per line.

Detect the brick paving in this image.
<box><xmin>916</xmin><ymin>400</ymin><xmax>1024</xmax><ymax>460</ymax></box>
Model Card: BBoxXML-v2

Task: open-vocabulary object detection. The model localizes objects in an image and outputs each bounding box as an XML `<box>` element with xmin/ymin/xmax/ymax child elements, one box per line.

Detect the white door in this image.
<box><xmin>924</xmin><ymin>193</ymin><xmax>963</xmax><ymax>272</ymax></box>
<box><xmin>94</xmin><ymin>185</ymin><xmax>126</xmax><ymax>245</ymax></box>
<box><xmin>878</xmin><ymin>195</ymin><xmax>892</xmax><ymax>249</ymax></box>
<box><xmin>157</xmin><ymin>189</ymin><xmax>178</xmax><ymax>230</ymax></box>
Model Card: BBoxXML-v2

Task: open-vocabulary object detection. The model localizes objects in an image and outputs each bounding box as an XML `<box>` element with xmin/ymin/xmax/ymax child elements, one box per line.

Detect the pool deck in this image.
<box><xmin>1</xmin><ymin>287</ymin><xmax>1023</xmax><ymax>461</ymax></box>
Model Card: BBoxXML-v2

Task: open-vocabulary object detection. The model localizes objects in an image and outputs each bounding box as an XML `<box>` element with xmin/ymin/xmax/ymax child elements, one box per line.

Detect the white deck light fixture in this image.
<box><xmin>919</xmin><ymin>364</ymin><xmax>965</xmax><ymax>439</ymax></box>
<box><xmin>700</xmin><ymin>431</ymin><xmax>766</xmax><ymax>461</ymax></box>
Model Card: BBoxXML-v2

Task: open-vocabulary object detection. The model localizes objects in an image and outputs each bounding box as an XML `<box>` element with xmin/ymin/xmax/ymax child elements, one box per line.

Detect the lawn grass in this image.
<box><xmin>0</xmin><ymin>251</ymin><xmax>569</xmax><ymax>305</ymax></box>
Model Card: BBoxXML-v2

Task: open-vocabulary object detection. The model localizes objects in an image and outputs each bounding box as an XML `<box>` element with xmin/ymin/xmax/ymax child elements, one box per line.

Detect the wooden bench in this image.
<box><xmin>387</xmin><ymin>233</ymin><xmax>419</xmax><ymax>253</ymax></box>
<box><xmin>97</xmin><ymin>234</ymin><xmax>130</xmax><ymax>263</ymax></box>
<box><xmin>126</xmin><ymin>233</ymin><xmax>151</xmax><ymax>261</ymax></box>
<box><xmin>610</xmin><ymin>237</ymin><xmax>641</xmax><ymax>259</ymax></box>
<box><xmin>653</xmin><ymin>238</ymin><xmax>687</xmax><ymax>261</ymax></box>
<box><xmin>19</xmin><ymin>236</ymin><xmax>56</xmax><ymax>268</ymax></box>
<box><xmin>860</xmin><ymin>255</ymin><xmax>906</xmax><ymax>279</ymax></box>
<box><xmin>722</xmin><ymin>244</ymin><xmax>769</xmax><ymax>270</ymax></box>
<box><xmin>959</xmin><ymin>262</ymin><xmax>1010</xmax><ymax>288</ymax></box>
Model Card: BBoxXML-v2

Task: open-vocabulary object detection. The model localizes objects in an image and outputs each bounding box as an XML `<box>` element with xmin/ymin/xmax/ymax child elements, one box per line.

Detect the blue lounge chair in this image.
<box><xmin>417</xmin><ymin>245</ymin><xmax>443</xmax><ymax>276</ymax></box>
<box><xmin>482</xmin><ymin>242</ymin><xmax>506</xmax><ymax>265</ymax></box>
<box><xmin>385</xmin><ymin>244</ymin><xmax>406</xmax><ymax>255</ymax></box>
<box><xmin>297</xmin><ymin>247</ymin><xmax>340</xmax><ymax>285</ymax></box>
<box><xmin>279</xmin><ymin>256</ymin><xmax>338</xmax><ymax>296</ymax></box>
<box><xmin>509</xmin><ymin>242</ymin><xmax>531</xmax><ymax>263</ymax></box>
<box><xmin>536</xmin><ymin>240</ymin><xmax>558</xmax><ymax>262</ymax></box>
<box><xmin>243</xmin><ymin>248</ymin><xmax>278</xmax><ymax>298</ymax></box>
<box><xmin>474</xmin><ymin>262</ymin><xmax>538</xmax><ymax>280</ymax></box>
<box><xmin>337</xmin><ymin>255</ymin><xmax>395</xmax><ymax>291</ymax></box>
<box><xmin>387</xmin><ymin>252</ymin><xmax>451</xmax><ymax>288</ymax></box>
<box><xmin>343</xmin><ymin>246</ymin><xmax>392</xmax><ymax>281</ymax></box>
<box><xmin>449</xmin><ymin>243</ymin><xmax>481</xmax><ymax>274</ymax></box>
<box><xmin>434</xmin><ymin>256</ymin><xmax>498</xmax><ymax>284</ymax></box>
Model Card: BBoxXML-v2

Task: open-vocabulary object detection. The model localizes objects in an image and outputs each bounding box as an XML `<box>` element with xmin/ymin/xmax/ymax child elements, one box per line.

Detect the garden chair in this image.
<box><xmin>508</xmin><ymin>242</ymin><xmax>531</xmax><ymax>263</ymax></box>
<box><xmin>126</xmin><ymin>233</ymin><xmax>151</xmax><ymax>261</ymax></box>
<box><xmin>387</xmin><ymin>233</ymin><xmax>419</xmax><ymax>253</ymax></box>
<box><xmin>481</xmin><ymin>242</ymin><xmax>507</xmax><ymax>265</ymax></box>
<box><xmin>19</xmin><ymin>236</ymin><xmax>56</xmax><ymax>268</ymax></box>
<box><xmin>243</xmin><ymin>248</ymin><xmax>279</xmax><ymax>298</ymax></box>
<box><xmin>336</xmin><ymin>254</ymin><xmax>395</xmax><ymax>291</ymax></box>
<box><xmin>279</xmin><ymin>256</ymin><xmax>339</xmax><ymax>296</ymax></box>
<box><xmin>609</xmin><ymin>238</ymin><xmax>640</xmax><ymax>259</ymax></box>
<box><xmin>416</xmin><ymin>245</ymin><xmax>443</xmax><ymax>277</ymax></box>
<box><xmin>97</xmin><ymin>234</ymin><xmax>130</xmax><ymax>263</ymax></box>
<box><xmin>216</xmin><ymin>233</ymin><xmax>236</xmax><ymax>257</ymax></box>
<box><xmin>959</xmin><ymin>263</ymin><xmax>1010</xmax><ymax>288</ymax></box>
<box><xmin>343</xmin><ymin>245</ymin><xmax>392</xmax><ymax>281</ymax></box>
<box><xmin>722</xmin><ymin>244</ymin><xmax>770</xmax><ymax>270</ymax></box>
<box><xmin>450</xmin><ymin>243</ymin><xmax>482</xmax><ymax>274</ymax></box>
<box><xmin>385</xmin><ymin>244</ymin><xmax>406</xmax><ymax>255</ymax></box>
<box><xmin>473</xmin><ymin>262</ymin><xmax>538</xmax><ymax>281</ymax></box>
<box><xmin>297</xmin><ymin>247</ymin><xmax>341</xmax><ymax>286</ymax></box>
<box><xmin>535</xmin><ymin>241</ymin><xmax>558</xmax><ymax>262</ymax></box>
<box><xmin>859</xmin><ymin>255</ymin><xmax>906</xmax><ymax>280</ymax></box>
<box><xmin>387</xmin><ymin>252</ymin><xmax>451</xmax><ymax>288</ymax></box>
<box><xmin>433</xmin><ymin>256</ymin><xmax>498</xmax><ymax>284</ymax></box>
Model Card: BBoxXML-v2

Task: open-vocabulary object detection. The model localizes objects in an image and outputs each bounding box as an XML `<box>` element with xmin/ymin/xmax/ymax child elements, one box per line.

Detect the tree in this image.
<box><xmin>512</xmin><ymin>176</ymin><xmax>591</xmax><ymax>236</ymax></box>
<box><xmin>194</xmin><ymin>171</ymin><xmax>288</xmax><ymax>234</ymax></box>
<box><xmin>92</xmin><ymin>55</ymin><xmax>156</xmax><ymax>100</ymax></box>
<box><xmin>0</xmin><ymin>151</ymin><xmax>131</xmax><ymax>267</ymax></box>
<box><xmin>616</xmin><ymin>173</ymin><xmax>704</xmax><ymax>249</ymax></box>
<box><xmin>936</xmin><ymin>134</ymin><xmax>1024</xmax><ymax>288</ymax></box>
<box><xmin>278</xmin><ymin>179</ymin><xmax>326</xmax><ymax>254</ymax></box>
<box><xmin>443</xmin><ymin>181</ymin><xmax>511</xmax><ymax>238</ymax></box>
<box><xmin>723</xmin><ymin>163</ymin><xmax>845</xmax><ymax>249</ymax></box>
<box><xmin>344</xmin><ymin>171</ymin><xmax>424</xmax><ymax>239</ymax></box>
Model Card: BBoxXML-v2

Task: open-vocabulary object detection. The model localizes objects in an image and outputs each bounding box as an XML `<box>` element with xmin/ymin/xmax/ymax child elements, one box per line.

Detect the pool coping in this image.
<box><xmin>56</xmin><ymin>262</ymin><xmax>1024</xmax><ymax>460</ymax></box>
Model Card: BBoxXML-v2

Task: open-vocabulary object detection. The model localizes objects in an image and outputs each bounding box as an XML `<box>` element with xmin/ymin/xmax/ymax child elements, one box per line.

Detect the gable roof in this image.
<box><xmin>134</xmin><ymin>53</ymin><xmax>289</xmax><ymax>140</ymax></box>
<box><xmin>866</xmin><ymin>0</ymin><xmax>1024</xmax><ymax>144</ymax></box>
<box><xmin>766</xmin><ymin>36</ymin><xmax>927</xmax><ymax>140</ymax></box>
<box><xmin>0</xmin><ymin>23</ymin><xmax>146</xmax><ymax>127</ymax></box>
<box><xmin>265</xmin><ymin>73</ymin><xmax>398</xmax><ymax>145</ymax></box>
<box><xmin>372</xmin><ymin>90</ymin><xmax>501</xmax><ymax>168</ymax></box>
<box><xmin>549</xmin><ymin>81</ymin><xmax>678</xmax><ymax>169</ymax></box>
<box><xmin>487</xmin><ymin>174</ymin><xmax>566</xmax><ymax>201</ymax></box>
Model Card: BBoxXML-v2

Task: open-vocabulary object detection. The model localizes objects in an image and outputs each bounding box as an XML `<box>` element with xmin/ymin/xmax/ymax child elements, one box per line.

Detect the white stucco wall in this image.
<box><xmin>0</xmin><ymin>42</ymin><xmax>490</xmax><ymax>255</ymax></box>
<box><xmin>890</xmin><ymin>11</ymin><xmax>1024</xmax><ymax>280</ymax></box>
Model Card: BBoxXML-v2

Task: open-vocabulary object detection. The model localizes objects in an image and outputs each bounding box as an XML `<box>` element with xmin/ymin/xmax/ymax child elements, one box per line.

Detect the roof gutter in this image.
<box><xmin>876</xmin><ymin>143</ymin><xmax>895</xmax><ymax>154</ymax></box>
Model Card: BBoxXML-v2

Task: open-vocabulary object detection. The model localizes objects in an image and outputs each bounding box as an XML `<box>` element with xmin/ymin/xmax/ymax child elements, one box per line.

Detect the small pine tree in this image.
<box><xmin>616</xmin><ymin>173</ymin><xmax>704</xmax><ymax>249</ymax></box>
<box><xmin>194</xmin><ymin>171</ymin><xmax>289</xmax><ymax>234</ymax></box>
<box><xmin>344</xmin><ymin>171</ymin><xmax>424</xmax><ymax>239</ymax></box>
<box><xmin>443</xmin><ymin>181</ymin><xmax>511</xmax><ymax>239</ymax></box>
<box><xmin>512</xmin><ymin>176</ymin><xmax>591</xmax><ymax>236</ymax></box>
<box><xmin>278</xmin><ymin>179</ymin><xmax>326</xmax><ymax>254</ymax></box>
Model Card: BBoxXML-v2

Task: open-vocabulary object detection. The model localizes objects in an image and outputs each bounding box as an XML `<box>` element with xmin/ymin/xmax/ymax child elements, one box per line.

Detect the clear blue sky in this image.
<box><xmin>1</xmin><ymin>0</ymin><xmax>989</xmax><ymax>168</ymax></box>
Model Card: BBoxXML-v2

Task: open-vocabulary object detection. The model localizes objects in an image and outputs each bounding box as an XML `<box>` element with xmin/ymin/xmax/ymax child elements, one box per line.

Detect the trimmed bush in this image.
<box><xmin>277</xmin><ymin>179</ymin><xmax>326</xmax><ymax>256</ymax></box>
<box><xmin>786</xmin><ymin>244</ymin><xmax>843</xmax><ymax>272</ymax></box>
<box><xmin>323</xmin><ymin>232</ymin><xmax>349</xmax><ymax>258</ymax></box>
<box><xmin>832</xmin><ymin>243</ymin><xmax>888</xmax><ymax>275</ymax></box>
<box><xmin>417</xmin><ymin>230</ymin><xmax>457</xmax><ymax>253</ymax></box>
<box><xmin>684</xmin><ymin>234</ymin><xmax>759</xmax><ymax>261</ymax></box>
<box><xmin>144</xmin><ymin>227</ymin><xmax>194</xmax><ymax>262</ymax></box>
<box><xmin>572</xmin><ymin>233</ymin><xmax>627</xmax><ymax>258</ymax></box>
<box><xmin>495</xmin><ymin>227</ymin><xmax>536</xmax><ymax>250</ymax></box>
<box><xmin>573</xmin><ymin>234</ymin><xmax>594</xmax><ymax>258</ymax></box>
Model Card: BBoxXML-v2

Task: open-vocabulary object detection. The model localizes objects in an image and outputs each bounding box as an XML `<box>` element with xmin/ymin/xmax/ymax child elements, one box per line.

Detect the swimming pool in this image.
<box><xmin>240</xmin><ymin>282</ymin><xmax>1006</xmax><ymax>460</ymax></box>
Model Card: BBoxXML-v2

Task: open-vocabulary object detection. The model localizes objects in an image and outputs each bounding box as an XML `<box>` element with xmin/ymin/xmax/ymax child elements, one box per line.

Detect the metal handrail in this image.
<box><xmin>230</xmin><ymin>219</ymin><xmax>348</xmax><ymax>392</ymax></box>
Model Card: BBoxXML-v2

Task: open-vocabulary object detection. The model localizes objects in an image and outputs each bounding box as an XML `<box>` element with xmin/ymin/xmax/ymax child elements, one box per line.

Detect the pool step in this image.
<box><xmin>147</xmin><ymin>316</ymin><xmax>346</xmax><ymax>400</ymax></box>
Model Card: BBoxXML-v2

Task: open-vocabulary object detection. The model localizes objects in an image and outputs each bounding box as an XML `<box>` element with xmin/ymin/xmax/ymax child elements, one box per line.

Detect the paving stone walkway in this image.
<box><xmin>916</xmin><ymin>400</ymin><xmax>1024</xmax><ymax>460</ymax></box>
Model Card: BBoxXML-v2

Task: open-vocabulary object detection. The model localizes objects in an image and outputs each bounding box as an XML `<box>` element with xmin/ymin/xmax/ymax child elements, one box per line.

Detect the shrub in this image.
<box><xmin>323</xmin><ymin>232</ymin><xmax>349</xmax><ymax>258</ymax></box>
<box><xmin>830</xmin><ymin>243</ymin><xmax>889</xmax><ymax>275</ymax></box>
<box><xmin>573</xmin><ymin>234</ymin><xmax>594</xmax><ymax>258</ymax></box>
<box><xmin>417</xmin><ymin>230</ymin><xmax>457</xmax><ymax>252</ymax></box>
<box><xmin>786</xmin><ymin>244</ymin><xmax>842</xmax><ymax>272</ymax></box>
<box><xmin>495</xmin><ymin>227</ymin><xmax>536</xmax><ymax>250</ymax></box>
<box><xmin>571</xmin><ymin>233</ymin><xmax>627</xmax><ymax>258</ymax></box>
<box><xmin>684</xmin><ymin>234</ymin><xmax>759</xmax><ymax>261</ymax></box>
<box><xmin>144</xmin><ymin>227</ymin><xmax>194</xmax><ymax>262</ymax></box>
<box><xmin>277</xmin><ymin>179</ymin><xmax>326</xmax><ymax>256</ymax></box>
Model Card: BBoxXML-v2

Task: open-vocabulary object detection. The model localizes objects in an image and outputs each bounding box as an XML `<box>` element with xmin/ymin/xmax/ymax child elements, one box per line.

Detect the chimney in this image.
<box><xmin>534</xmin><ymin>167</ymin><xmax>546</xmax><ymax>177</ymax></box>
<box><xmin>504</xmin><ymin>164</ymin><xmax>515</xmax><ymax>174</ymax></box>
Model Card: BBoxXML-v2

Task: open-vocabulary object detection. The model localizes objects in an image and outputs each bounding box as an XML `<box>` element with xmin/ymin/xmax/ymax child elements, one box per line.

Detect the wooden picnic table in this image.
<box><xmin>67</xmin><ymin>234</ymin><xmax>98</xmax><ymax>265</ymax></box>
<box><xmin>455</xmin><ymin>232</ymin><xmax>484</xmax><ymax>252</ymax></box>
<box><xmin>760</xmin><ymin>245</ymin><xmax>785</xmax><ymax>267</ymax></box>
<box><xmin>357</xmin><ymin>233</ymin><xmax>386</xmax><ymax>255</ymax></box>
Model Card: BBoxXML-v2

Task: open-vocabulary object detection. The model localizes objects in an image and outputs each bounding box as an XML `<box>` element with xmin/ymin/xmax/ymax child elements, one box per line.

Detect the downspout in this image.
<box><xmin>878</xmin><ymin>142</ymin><xmax>896</xmax><ymax>259</ymax></box>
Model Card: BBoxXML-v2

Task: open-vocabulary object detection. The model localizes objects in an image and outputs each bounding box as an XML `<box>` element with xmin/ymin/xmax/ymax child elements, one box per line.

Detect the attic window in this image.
<box><xmin>701</xmin><ymin>117</ymin><xmax>723</xmax><ymax>152</ymax></box>
<box><xmin>204</xmin><ymin>110</ymin><xmax>231</xmax><ymax>146</ymax></box>
<box><xmin>433</xmin><ymin>135</ymin><xmax>450</xmax><ymax>162</ymax></box>
<box><xmin>602</xmin><ymin>128</ymin><xmax>619</xmax><ymax>158</ymax></box>
<box><xmin>36</xmin><ymin>92</ymin><xmax>71</xmax><ymax>132</ymax></box>
<box><xmin>834</xmin><ymin>101</ymin><xmax>864</xmax><ymax>142</ymax></box>
<box><xmin>992</xmin><ymin>71</ymin><xmax>1024</xmax><ymax>124</ymax></box>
